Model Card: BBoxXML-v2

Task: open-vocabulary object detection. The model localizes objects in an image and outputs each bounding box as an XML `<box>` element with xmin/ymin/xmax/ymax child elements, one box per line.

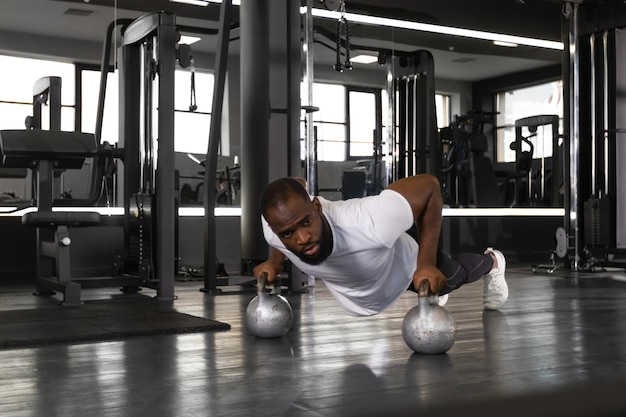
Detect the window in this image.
<box><xmin>80</xmin><ymin>66</ymin><xmax>215</xmax><ymax>154</ymax></box>
<box><xmin>435</xmin><ymin>94</ymin><xmax>451</xmax><ymax>129</ymax></box>
<box><xmin>1</xmin><ymin>54</ymin><xmax>217</xmax><ymax>155</ymax></box>
<box><xmin>381</xmin><ymin>88</ymin><xmax>451</xmax><ymax>133</ymax></box>
<box><xmin>81</xmin><ymin>68</ymin><xmax>118</xmax><ymax>143</ymax></box>
<box><xmin>303</xmin><ymin>82</ymin><xmax>450</xmax><ymax>163</ymax></box>
<box><xmin>302</xmin><ymin>84</ymin><xmax>378</xmax><ymax>162</ymax></box>
<box><xmin>173</xmin><ymin>69</ymin><xmax>216</xmax><ymax>154</ymax></box>
<box><xmin>0</xmin><ymin>55</ymin><xmax>75</xmax><ymax>131</ymax></box>
<box><xmin>310</xmin><ymin>83</ymin><xmax>347</xmax><ymax>161</ymax></box>
<box><xmin>348</xmin><ymin>89</ymin><xmax>378</xmax><ymax>158</ymax></box>
<box><xmin>496</xmin><ymin>80</ymin><xmax>563</xmax><ymax>162</ymax></box>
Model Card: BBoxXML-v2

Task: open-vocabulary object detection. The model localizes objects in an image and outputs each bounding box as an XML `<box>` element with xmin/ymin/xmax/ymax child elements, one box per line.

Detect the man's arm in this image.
<box><xmin>387</xmin><ymin>174</ymin><xmax>446</xmax><ymax>293</ymax></box>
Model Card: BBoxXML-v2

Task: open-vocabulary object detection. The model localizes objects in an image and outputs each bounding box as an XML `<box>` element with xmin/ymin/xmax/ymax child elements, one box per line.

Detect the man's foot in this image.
<box><xmin>437</xmin><ymin>294</ymin><xmax>449</xmax><ymax>307</ymax></box>
<box><xmin>423</xmin><ymin>294</ymin><xmax>448</xmax><ymax>306</ymax></box>
<box><xmin>483</xmin><ymin>248</ymin><xmax>508</xmax><ymax>310</ymax></box>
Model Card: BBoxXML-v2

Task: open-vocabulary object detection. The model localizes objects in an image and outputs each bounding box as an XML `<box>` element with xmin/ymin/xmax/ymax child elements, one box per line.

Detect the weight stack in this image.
<box><xmin>583</xmin><ymin>196</ymin><xmax>615</xmax><ymax>247</ymax></box>
<box><xmin>127</xmin><ymin>192</ymin><xmax>154</xmax><ymax>280</ymax></box>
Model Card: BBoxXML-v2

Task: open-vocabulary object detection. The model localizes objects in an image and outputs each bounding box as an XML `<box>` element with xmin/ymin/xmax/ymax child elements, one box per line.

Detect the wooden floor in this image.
<box><xmin>2</xmin><ymin>265</ymin><xmax>626</xmax><ymax>417</ymax></box>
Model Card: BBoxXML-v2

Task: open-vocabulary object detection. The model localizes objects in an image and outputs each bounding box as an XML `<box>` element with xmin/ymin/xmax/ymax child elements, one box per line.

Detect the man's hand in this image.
<box><xmin>253</xmin><ymin>260</ymin><xmax>282</xmax><ymax>284</ymax></box>
<box><xmin>253</xmin><ymin>247</ymin><xmax>285</xmax><ymax>284</ymax></box>
<box><xmin>412</xmin><ymin>264</ymin><xmax>447</xmax><ymax>294</ymax></box>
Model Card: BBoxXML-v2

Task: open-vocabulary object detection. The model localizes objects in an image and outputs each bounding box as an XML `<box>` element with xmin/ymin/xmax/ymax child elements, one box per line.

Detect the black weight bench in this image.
<box><xmin>0</xmin><ymin>129</ymin><xmax>101</xmax><ymax>305</ymax></box>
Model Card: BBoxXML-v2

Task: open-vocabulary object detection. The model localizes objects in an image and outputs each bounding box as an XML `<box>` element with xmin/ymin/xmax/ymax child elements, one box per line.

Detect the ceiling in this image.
<box><xmin>0</xmin><ymin>0</ymin><xmax>605</xmax><ymax>82</ymax></box>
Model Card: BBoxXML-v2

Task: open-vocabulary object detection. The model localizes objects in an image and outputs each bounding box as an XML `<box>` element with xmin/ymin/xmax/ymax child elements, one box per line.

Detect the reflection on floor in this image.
<box><xmin>1</xmin><ymin>266</ymin><xmax>626</xmax><ymax>417</ymax></box>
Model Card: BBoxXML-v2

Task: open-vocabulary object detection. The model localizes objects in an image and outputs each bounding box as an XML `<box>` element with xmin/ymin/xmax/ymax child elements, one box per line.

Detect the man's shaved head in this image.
<box><xmin>260</xmin><ymin>177</ymin><xmax>310</xmax><ymax>219</ymax></box>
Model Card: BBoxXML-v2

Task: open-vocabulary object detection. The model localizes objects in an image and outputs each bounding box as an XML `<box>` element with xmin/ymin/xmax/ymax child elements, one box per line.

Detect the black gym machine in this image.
<box><xmin>438</xmin><ymin>110</ymin><xmax>563</xmax><ymax>209</ymax></box>
<box><xmin>0</xmin><ymin>73</ymin><xmax>125</xmax><ymax>305</ymax></box>
<box><xmin>439</xmin><ymin>110</ymin><xmax>501</xmax><ymax>208</ymax></box>
<box><xmin>503</xmin><ymin>115</ymin><xmax>562</xmax><ymax>208</ymax></box>
<box><xmin>569</xmin><ymin>24</ymin><xmax>626</xmax><ymax>270</ymax></box>
<box><xmin>534</xmin><ymin>3</ymin><xmax>626</xmax><ymax>273</ymax></box>
<box><xmin>0</xmin><ymin>11</ymin><xmax>208</xmax><ymax>304</ymax></box>
<box><xmin>0</xmin><ymin>2</ymin><xmax>290</xmax><ymax>303</ymax></box>
<box><xmin>384</xmin><ymin>50</ymin><xmax>440</xmax><ymax>183</ymax></box>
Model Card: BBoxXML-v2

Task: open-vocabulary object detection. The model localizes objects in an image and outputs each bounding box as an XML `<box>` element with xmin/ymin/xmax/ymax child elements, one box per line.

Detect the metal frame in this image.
<box><xmin>118</xmin><ymin>11</ymin><xmax>178</xmax><ymax>300</ymax></box>
<box><xmin>388</xmin><ymin>51</ymin><xmax>440</xmax><ymax>181</ymax></box>
<box><xmin>512</xmin><ymin>114</ymin><xmax>561</xmax><ymax>207</ymax></box>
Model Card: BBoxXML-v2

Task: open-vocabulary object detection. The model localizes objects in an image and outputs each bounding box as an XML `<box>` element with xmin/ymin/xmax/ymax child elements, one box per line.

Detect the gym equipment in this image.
<box><xmin>245</xmin><ymin>272</ymin><xmax>293</xmax><ymax>338</ymax></box>
<box><xmin>533</xmin><ymin>227</ymin><xmax>568</xmax><ymax>274</ymax></box>
<box><xmin>27</xmin><ymin>76</ymin><xmax>119</xmax><ymax>207</ymax></box>
<box><xmin>188</xmin><ymin>56</ymin><xmax>198</xmax><ymax>112</ymax></box>
<box><xmin>115</xmin><ymin>11</ymin><xmax>183</xmax><ymax>299</ymax></box>
<box><xmin>440</xmin><ymin>110</ymin><xmax>500</xmax><ymax>207</ymax></box>
<box><xmin>183</xmin><ymin>154</ymin><xmax>241</xmax><ymax>207</ymax></box>
<box><xmin>499</xmin><ymin>128</ymin><xmax>535</xmax><ymax>207</ymax></box>
<box><xmin>0</xmin><ymin>73</ymin><xmax>128</xmax><ymax>305</ymax></box>
<box><xmin>386</xmin><ymin>51</ymin><xmax>440</xmax><ymax>182</ymax></box>
<box><xmin>0</xmin><ymin>130</ymin><xmax>102</xmax><ymax>305</ymax></box>
<box><xmin>560</xmin><ymin>21</ymin><xmax>626</xmax><ymax>270</ymax></box>
<box><xmin>402</xmin><ymin>280</ymin><xmax>456</xmax><ymax>354</ymax></box>
<box><xmin>341</xmin><ymin>170</ymin><xmax>366</xmax><ymax>199</ymax></box>
<box><xmin>202</xmin><ymin>0</ymin><xmax>252</xmax><ymax>292</ymax></box>
<box><xmin>582</xmin><ymin>31</ymin><xmax>625</xmax><ymax>257</ymax></box>
<box><xmin>25</xmin><ymin>76</ymin><xmax>61</xmax><ymax>131</ymax></box>
<box><xmin>333</xmin><ymin>0</ymin><xmax>352</xmax><ymax>72</ymax></box>
<box><xmin>500</xmin><ymin>115</ymin><xmax>561</xmax><ymax>207</ymax></box>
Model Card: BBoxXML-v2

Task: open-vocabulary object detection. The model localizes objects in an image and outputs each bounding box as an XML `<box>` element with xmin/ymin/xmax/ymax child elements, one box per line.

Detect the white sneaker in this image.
<box><xmin>437</xmin><ymin>294</ymin><xmax>449</xmax><ymax>307</ymax></box>
<box><xmin>424</xmin><ymin>293</ymin><xmax>448</xmax><ymax>306</ymax></box>
<box><xmin>483</xmin><ymin>248</ymin><xmax>508</xmax><ymax>310</ymax></box>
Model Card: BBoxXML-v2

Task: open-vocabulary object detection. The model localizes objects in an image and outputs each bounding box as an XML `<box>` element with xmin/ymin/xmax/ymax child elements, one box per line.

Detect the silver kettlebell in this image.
<box><xmin>245</xmin><ymin>272</ymin><xmax>294</xmax><ymax>338</ymax></box>
<box><xmin>402</xmin><ymin>280</ymin><xmax>457</xmax><ymax>354</ymax></box>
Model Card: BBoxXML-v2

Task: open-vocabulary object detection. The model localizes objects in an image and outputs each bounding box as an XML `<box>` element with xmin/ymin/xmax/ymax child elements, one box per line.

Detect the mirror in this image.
<box><xmin>0</xmin><ymin>0</ymin><xmax>565</xmax><ymax>209</ymax></box>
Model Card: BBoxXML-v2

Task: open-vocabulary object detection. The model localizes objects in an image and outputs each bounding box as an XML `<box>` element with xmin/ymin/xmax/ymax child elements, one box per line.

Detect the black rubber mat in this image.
<box><xmin>0</xmin><ymin>300</ymin><xmax>231</xmax><ymax>349</ymax></box>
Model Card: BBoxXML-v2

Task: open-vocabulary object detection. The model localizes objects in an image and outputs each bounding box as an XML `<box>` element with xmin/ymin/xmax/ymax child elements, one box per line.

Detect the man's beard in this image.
<box><xmin>296</xmin><ymin>243</ymin><xmax>329</xmax><ymax>265</ymax></box>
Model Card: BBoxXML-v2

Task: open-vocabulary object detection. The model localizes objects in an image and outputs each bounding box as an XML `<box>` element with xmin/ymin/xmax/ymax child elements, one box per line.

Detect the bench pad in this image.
<box><xmin>22</xmin><ymin>211</ymin><xmax>101</xmax><ymax>228</ymax></box>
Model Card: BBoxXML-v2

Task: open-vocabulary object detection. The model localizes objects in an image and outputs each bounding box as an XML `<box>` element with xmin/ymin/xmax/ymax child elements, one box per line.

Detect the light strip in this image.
<box><xmin>196</xmin><ymin>0</ymin><xmax>241</xmax><ymax>5</ymax></box>
<box><xmin>170</xmin><ymin>0</ymin><xmax>209</xmax><ymax>6</ymax></box>
<box><xmin>351</xmin><ymin>54</ymin><xmax>379</xmax><ymax>64</ymax></box>
<box><xmin>171</xmin><ymin>0</ymin><xmax>563</xmax><ymax>50</ymax></box>
<box><xmin>493</xmin><ymin>40</ymin><xmax>519</xmax><ymax>48</ymax></box>
<box><xmin>179</xmin><ymin>207</ymin><xmax>243</xmax><ymax>216</ymax></box>
<box><xmin>0</xmin><ymin>206</ymin><xmax>563</xmax><ymax>217</ymax></box>
<box><xmin>0</xmin><ymin>206</ymin><xmax>125</xmax><ymax>217</ymax></box>
<box><xmin>179</xmin><ymin>35</ymin><xmax>201</xmax><ymax>45</ymax></box>
<box><xmin>306</xmin><ymin>8</ymin><xmax>564</xmax><ymax>50</ymax></box>
<box><xmin>442</xmin><ymin>208</ymin><xmax>565</xmax><ymax>217</ymax></box>
<box><xmin>172</xmin><ymin>1</ymin><xmax>563</xmax><ymax>50</ymax></box>
<box><xmin>0</xmin><ymin>207</ymin><xmax>243</xmax><ymax>217</ymax></box>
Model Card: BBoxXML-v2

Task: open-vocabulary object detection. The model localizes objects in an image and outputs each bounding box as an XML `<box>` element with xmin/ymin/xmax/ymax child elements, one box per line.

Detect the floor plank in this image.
<box><xmin>1</xmin><ymin>267</ymin><xmax>626</xmax><ymax>416</ymax></box>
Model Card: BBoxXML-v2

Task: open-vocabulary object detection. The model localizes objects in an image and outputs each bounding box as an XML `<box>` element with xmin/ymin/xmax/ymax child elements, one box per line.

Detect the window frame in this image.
<box><xmin>345</xmin><ymin>85</ymin><xmax>382</xmax><ymax>160</ymax></box>
<box><xmin>494</xmin><ymin>79</ymin><xmax>563</xmax><ymax>163</ymax></box>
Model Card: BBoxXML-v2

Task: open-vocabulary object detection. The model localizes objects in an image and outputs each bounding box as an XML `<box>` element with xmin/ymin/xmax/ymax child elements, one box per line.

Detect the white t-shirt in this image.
<box><xmin>261</xmin><ymin>189</ymin><xmax>418</xmax><ymax>316</ymax></box>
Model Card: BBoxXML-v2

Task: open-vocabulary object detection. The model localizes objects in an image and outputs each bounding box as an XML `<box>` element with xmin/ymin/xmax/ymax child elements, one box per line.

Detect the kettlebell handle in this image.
<box><xmin>258</xmin><ymin>272</ymin><xmax>268</xmax><ymax>294</ymax></box>
<box><xmin>417</xmin><ymin>279</ymin><xmax>431</xmax><ymax>298</ymax></box>
<box><xmin>257</xmin><ymin>272</ymin><xmax>281</xmax><ymax>294</ymax></box>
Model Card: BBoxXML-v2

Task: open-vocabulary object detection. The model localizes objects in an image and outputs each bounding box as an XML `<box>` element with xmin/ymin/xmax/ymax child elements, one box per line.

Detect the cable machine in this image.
<box><xmin>505</xmin><ymin>115</ymin><xmax>562</xmax><ymax>208</ymax></box>
<box><xmin>576</xmin><ymin>28</ymin><xmax>626</xmax><ymax>268</ymax></box>
<box><xmin>116</xmin><ymin>11</ymin><xmax>179</xmax><ymax>299</ymax></box>
<box><xmin>386</xmin><ymin>51</ymin><xmax>440</xmax><ymax>182</ymax></box>
<box><xmin>561</xmin><ymin>2</ymin><xmax>626</xmax><ymax>271</ymax></box>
